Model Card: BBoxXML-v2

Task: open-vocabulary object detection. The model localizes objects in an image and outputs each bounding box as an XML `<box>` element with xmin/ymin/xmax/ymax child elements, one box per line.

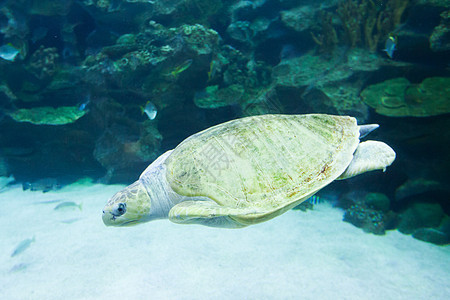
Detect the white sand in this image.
<box><xmin>0</xmin><ymin>182</ymin><xmax>449</xmax><ymax>300</ymax></box>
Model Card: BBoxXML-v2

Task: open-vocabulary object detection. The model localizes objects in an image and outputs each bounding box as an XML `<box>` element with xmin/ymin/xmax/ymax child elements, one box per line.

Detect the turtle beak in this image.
<box><xmin>102</xmin><ymin>207</ymin><xmax>140</xmax><ymax>226</ymax></box>
<box><xmin>102</xmin><ymin>207</ymin><xmax>117</xmax><ymax>226</ymax></box>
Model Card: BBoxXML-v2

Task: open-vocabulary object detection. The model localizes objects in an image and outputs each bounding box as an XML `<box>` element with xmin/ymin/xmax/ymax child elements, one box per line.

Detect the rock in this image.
<box><xmin>395</xmin><ymin>178</ymin><xmax>449</xmax><ymax>201</ymax></box>
<box><xmin>230</xmin><ymin>1</ymin><xmax>257</xmax><ymax>21</ymax></box>
<box><xmin>27</xmin><ymin>46</ymin><xmax>60</xmax><ymax>80</ymax></box>
<box><xmin>226</xmin><ymin>21</ymin><xmax>254</xmax><ymax>43</ymax></box>
<box><xmin>8</xmin><ymin>106</ymin><xmax>86</xmax><ymax>125</ymax></box>
<box><xmin>412</xmin><ymin>228</ymin><xmax>449</xmax><ymax>245</ymax></box>
<box><xmin>398</xmin><ymin>202</ymin><xmax>445</xmax><ymax>234</ymax></box>
<box><xmin>0</xmin><ymin>156</ymin><xmax>8</xmax><ymax>177</ymax></box>
<box><xmin>194</xmin><ymin>84</ymin><xmax>244</xmax><ymax>109</ymax></box>
<box><xmin>439</xmin><ymin>216</ymin><xmax>450</xmax><ymax>237</ymax></box>
<box><xmin>280</xmin><ymin>6</ymin><xmax>315</xmax><ymax>32</ymax></box>
<box><xmin>303</xmin><ymin>81</ymin><xmax>369</xmax><ymax>122</ymax></box>
<box><xmin>343</xmin><ymin>203</ymin><xmax>387</xmax><ymax>235</ymax></box>
<box><xmin>179</xmin><ymin>24</ymin><xmax>220</xmax><ymax>56</ymax></box>
<box><xmin>93</xmin><ymin>117</ymin><xmax>162</xmax><ymax>183</ymax></box>
<box><xmin>430</xmin><ymin>10</ymin><xmax>450</xmax><ymax>52</ymax></box>
<box><xmin>29</xmin><ymin>0</ymin><xmax>73</xmax><ymax>16</ymax></box>
<box><xmin>365</xmin><ymin>193</ymin><xmax>391</xmax><ymax>212</ymax></box>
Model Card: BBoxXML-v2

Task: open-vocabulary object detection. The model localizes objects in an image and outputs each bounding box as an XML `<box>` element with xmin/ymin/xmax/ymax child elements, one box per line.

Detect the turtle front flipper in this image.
<box><xmin>338</xmin><ymin>140</ymin><xmax>396</xmax><ymax>180</ymax></box>
<box><xmin>169</xmin><ymin>201</ymin><xmax>263</xmax><ymax>228</ymax></box>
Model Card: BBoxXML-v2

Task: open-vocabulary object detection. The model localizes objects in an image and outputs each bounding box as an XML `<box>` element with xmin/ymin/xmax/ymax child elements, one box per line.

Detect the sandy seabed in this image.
<box><xmin>0</xmin><ymin>181</ymin><xmax>449</xmax><ymax>300</ymax></box>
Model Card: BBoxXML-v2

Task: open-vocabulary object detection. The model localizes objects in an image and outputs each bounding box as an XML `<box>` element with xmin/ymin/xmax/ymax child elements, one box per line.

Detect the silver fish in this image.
<box><xmin>141</xmin><ymin>101</ymin><xmax>157</xmax><ymax>120</ymax></box>
<box><xmin>60</xmin><ymin>217</ymin><xmax>82</xmax><ymax>224</ymax></box>
<box><xmin>11</xmin><ymin>236</ymin><xmax>35</xmax><ymax>257</ymax></box>
<box><xmin>9</xmin><ymin>263</ymin><xmax>29</xmax><ymax>273</ymax></box>
<box><xmin>0</xmin><ymin>43</ymin><xmax>20</xmax><ymax>61</ymax></box>
<box><xmin>54</xmin><ymin>201</ymin><xmax>82</xmax><ymax>211</ymax></box>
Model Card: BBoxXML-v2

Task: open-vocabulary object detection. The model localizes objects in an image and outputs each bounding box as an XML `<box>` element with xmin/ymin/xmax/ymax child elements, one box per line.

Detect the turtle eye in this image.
<box><xmin>112</xmin><ymin>203</ymin><xmax>127</xmax><ymax>216</ymax></box>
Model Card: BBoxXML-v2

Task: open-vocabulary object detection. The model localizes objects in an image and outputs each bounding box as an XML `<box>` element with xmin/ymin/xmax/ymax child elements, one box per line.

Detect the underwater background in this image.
<box><xmin>0</xmin><ymin>0</ymin><xmax>449</xmax><ymax>298</ymax></box>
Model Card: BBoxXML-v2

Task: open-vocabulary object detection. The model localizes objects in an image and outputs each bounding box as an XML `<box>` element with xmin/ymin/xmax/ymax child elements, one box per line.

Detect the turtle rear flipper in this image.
<box><xmin>338</xmin><ymin>141</ymin><xmax>396</xmax><ymax>180</ymax></box>
<box><xmin>169</xmin><ymin>200</ymin><xmax>265</xmax><ymax>228</ymax></box>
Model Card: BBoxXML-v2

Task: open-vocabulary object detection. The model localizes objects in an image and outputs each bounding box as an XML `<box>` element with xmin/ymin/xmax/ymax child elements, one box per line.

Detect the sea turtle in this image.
<box><xmin>102</xmin><ymin>114</ymin><xmax>395</xmax><ymax>228</ymax></box>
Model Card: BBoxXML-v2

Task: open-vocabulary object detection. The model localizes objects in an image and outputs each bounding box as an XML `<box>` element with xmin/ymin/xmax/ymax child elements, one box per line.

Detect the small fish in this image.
<box><xmin>78</xmin><ymin>95</ymin><xmax>91</xmax><ymax>111</ymax></box>
<box><xmin>383</xmin><ymin>35</ymin><xmax>397</xmax><ymax>59</ymax></box>
<box><xmin>60</xmin><ymin>217</ymin><xmax>82</xmax><ymax>224</ymax></box>
<box><xmin>11</xmin><ymin>236</ymin><xmax>35</xmax><ymax>257</ymax></box>
<box><xmin>141</xmin><ymin>101</ymin><xmax>157</xmax><ymax>120</ymax></box>
<box><xmin>307</xmin><ymin>195</ymin><xmax>321</xmax><ymax>205</ymax></box>
<box><xmin>9</xmin><ymin>263</ymin><xmax>29</xmax><ymax>273</ymax></box>
<box><xmin>22</xmin><ymin>178</ymin><xmax>61</xmax><ymax>193</ymax></box>
<box><xmin>0</xmin><ymin>43</ymin><xmax>20</xmax><ymax>61</ymax></box>
<box><xmin>166</xmin><ymin>59</ymin><xmax>193</xmax><ymax>77</ymax></box>
<box><xmin>54</xmin><ymin>201</ymin><xmax>82</xmax><ymax>211</ymax></box>
<box><xmin>208</xmin><ymin>60</ymin><xmax>218</xmax><ymax>81</ymax></box>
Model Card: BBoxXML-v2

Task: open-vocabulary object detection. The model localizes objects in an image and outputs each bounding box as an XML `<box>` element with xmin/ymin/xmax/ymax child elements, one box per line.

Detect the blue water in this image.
<box><xmin>0</xmin><ymin>1</ymin><xmax>449</xmax><ymax>298</ymax></box>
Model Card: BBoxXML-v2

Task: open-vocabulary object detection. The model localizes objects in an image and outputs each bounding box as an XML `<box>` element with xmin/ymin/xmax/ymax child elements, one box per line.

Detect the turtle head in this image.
<box><xmin>102</xmin><ymin>180</ymin><xmax>151</xmax><ymax>226</ymax></box>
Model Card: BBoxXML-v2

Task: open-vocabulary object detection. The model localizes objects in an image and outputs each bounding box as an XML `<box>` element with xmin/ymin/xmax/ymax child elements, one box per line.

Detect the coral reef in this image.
<box><xmin>27</xmin><ymin>46</ymin><xmax>60</xmax><ymax>79</ymax></box>
<box><xmin>361</xmin><ymin>77</ymin><xmax>450</xmax><ymax>117</ymax></box>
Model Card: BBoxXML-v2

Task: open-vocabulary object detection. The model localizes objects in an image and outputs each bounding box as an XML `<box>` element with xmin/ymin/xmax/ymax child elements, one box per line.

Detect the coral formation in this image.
<box><xmin>397</xmin><ymin>202</ymin><xmax>445</xmax><ymax>234</ymax></box>
<box><xmin>430</xmin><ymin>10</ymin><xmax>450</xmax><ymax>52</ymax></box>
<box><xmin>27</xmin><ymin>46</ymin><xmax>60</xmax><ymax>79</ymax></box>
<box><xmin>7</xmin><ymin>106</ymin><xmax>86</xmax><ymax>125</ymax></box>
<box><xmin>337</xmin><ymin>0</ymin><xmax>409</xmax><ymax>51</ymax></box>
<box><xmin>344</xmin><ymin>203</ymin><xmax>388</xmax><ymax>235</ymax></box>
<box><xmin>341</xmin><ymin>191</ymin><xmax>397</xmax><ymax>235</ymax></box>
<box><xmin>361</xmin><ymin>77</ymin><xmax>450</xmax><ymax>117</ymax></box>
<box><xmin>310</xmin><ymin>12</ymin><xmax>338</xmax><ymax>53</ymax></box>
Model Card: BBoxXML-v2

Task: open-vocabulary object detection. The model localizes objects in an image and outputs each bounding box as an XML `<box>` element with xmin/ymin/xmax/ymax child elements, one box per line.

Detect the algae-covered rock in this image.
<box><xmin>194</xmin><ymin>84</ymin><xmax>244</xmax><ymax>109</ymax></box>
<box><xmin>8</xmin><ymin>106</ymin><xmax>86</xmax><ymax>125</ymax></box>
<box><xmin>271</xmin><ymin>51</ymin><xmax>377</xmax><ymax>120</ymax></box>
<box><xmin>395</xmin><ymin>178</ymin><xmax>449</xmax><ymax>201</ymax></box>
<box><xmin>412</xmin><ymin>228</ymin><xmax>449</xmax><ymax>245</ymax></box>
<box><xmin>397</xmin><ymin>202</ymin><xmax>445</xmax><ymax>234</ymax></box>
<box><xmin>343</xmin><ymin>203</ymin><xmax>387</xmax><ymax>235</ymax></box>
<box><xmin>361</xmin><ymin>77</ymin><xmax>450</xmax><ymax>117</ymax></box>
<box><xmin>272</xmin><ymin>54</ymin><xmax>351</xmax><ymax>88</ymax></box>
<box><xmin>430</xmin><ymin>10</ymin><xmax>450</xmax><ymax>52</ymax></box>
<box><xmin>93</xmin><ymin>120</ymin><xmax>162</xmax><ymax>183</ymax></box>
<box><xmin>179</xmin><ymin>24</ymin><xmax>220</xmax><ymax>56</ymax></box>
<box><xmin>365</xmin><ymin>193</ymin><xmax>391</xmax><ymax>212</ymax></box>
<box><xmin>280</xmin><ymin>6</ymin><xmax>315</xmax><ymax>32</ymax></box>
